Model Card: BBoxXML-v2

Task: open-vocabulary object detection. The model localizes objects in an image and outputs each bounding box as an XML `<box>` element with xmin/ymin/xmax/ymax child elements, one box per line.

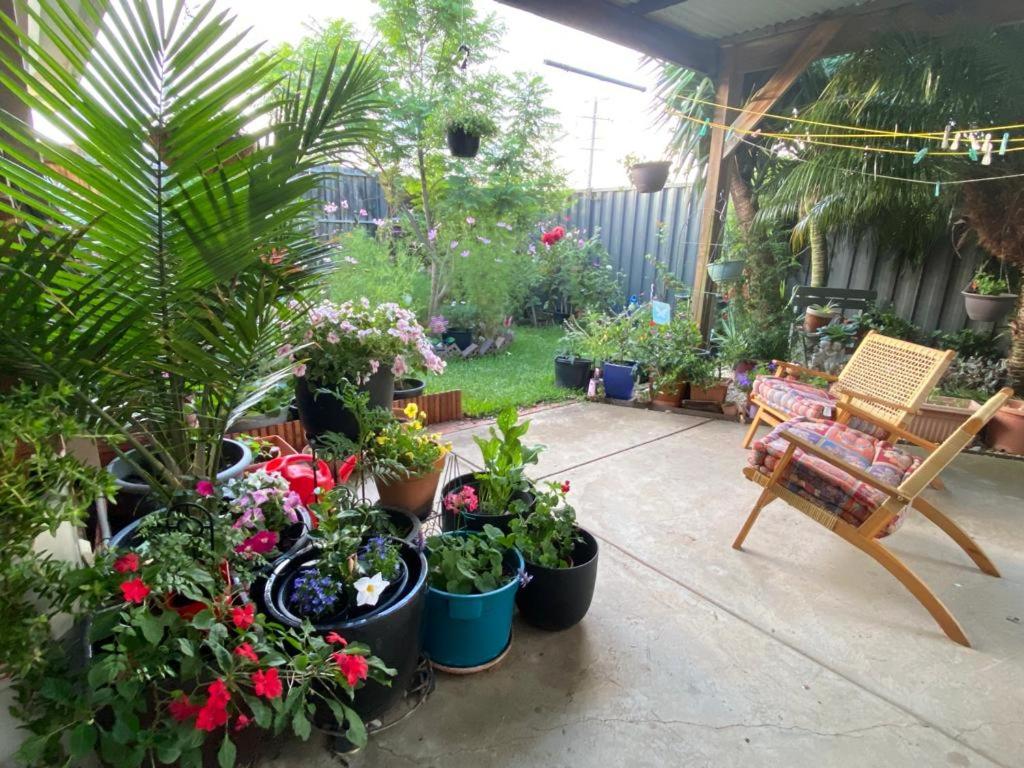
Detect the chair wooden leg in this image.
<box><xmin>836</xmin><ymin>525</ymin><xmax>970</xmax><ymax>647</ymax></box>
<box><xmin>929</xmin><ymin>476</ymin><xmax>946</xmax><ymax>491</ymax></box>
<box><xmin>732</xmin><ymin>489</ymin><xmax>773</xmax><ymax>550</ymax></box>
<box><xmin>742</xmin><ymin>405</ymin><xmax>764</xmax><ymax>449</ymax></box>
<box><xmin>912</xmin><ymin>497</ymin><xmax>1000</xmax><ymax>577</ymax></box>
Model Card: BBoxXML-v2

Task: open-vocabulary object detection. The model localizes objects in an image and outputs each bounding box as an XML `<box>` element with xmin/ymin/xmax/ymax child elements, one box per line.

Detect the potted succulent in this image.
<box><xmin>804</xmin><ymin>300</ymin><xmax>838</xmax><ymax>333</ymax></box>
<box><xmin>441</xmin><ymin>407</ymin><xmax>542</xmax><ymax>533</ymax></box>
<box><xmin>440</xmin><ymin>301</ymin><xmax>479</xmax><ymax>350</ymax></box>
<box><xmin>421</xmin><ymin>526</ymin><xmax>524</xmax><ymax>670</ymax></box>
<box><xmin>366</xmin><ymin>402</ymin><xmax>453</xmax><ymax>520</ymax></box>
<box><xmin>623</xmin><ymin>152</ymin><xmax>671</xmax><ymax>193</ymax></box>
<box><xmin>291</xmin><ymin>300</ymin><xmax>446</xmax><ymax>441</ymax></box>
<box><xmin>505</xmin><ymin>481</ymin><xmax>598</xmax><ymax>631</ymax></box>
<box><xmin>962</xmin><ymin>268</ymin><xmax>1017</xmax><ymax>323</ymax></box>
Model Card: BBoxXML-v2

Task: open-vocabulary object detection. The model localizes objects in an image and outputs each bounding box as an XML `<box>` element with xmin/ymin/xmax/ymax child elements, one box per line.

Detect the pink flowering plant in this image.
<box><xmin>292</xmin><ymin>299</ymin><xmax>445</xmax><ymax>384</ymax></box>
<box><xmin>223</xmin><ymin>470</ymin><xmax>308</xmax><ymax>558</ymax></box>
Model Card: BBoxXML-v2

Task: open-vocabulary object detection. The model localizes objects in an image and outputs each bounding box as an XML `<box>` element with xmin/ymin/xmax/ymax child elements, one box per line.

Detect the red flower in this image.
<box><xmin>338</xmin><ymin>455</ymin><xmax>358</xmax><ymax>484</ymax></box>
<box><xmin>194</xmin><ymin>680</ymin><xmax>231</xmax><ymax>732</ymax></box>
<box><xmin>234</xmin><ymin>643</ymin><xmax>259</xmax><ymax>663</ymax></box>
<box><xmin>196</xmin><ymin>480</ymin><xmax>214</xmax><ymax>497</ymax></box>
<box><xmin>251</xmin><ymin>668</ymin><xmax>282</xmax><ymax>700</ymax></box>
<box><xmin>333</xmin><ymin>652</ymin><xmax>369</xmax><ymax>687</ymax></box>
<box><xmin>541</xmin><ymin>226</ymin><xmax>566</xmax><ymax>246</ymax></box>
<box><xmin>113</xmin><ymin>553</ymin><xmax>139</xmax><ymax>574</ymax></box>
<box><xmin>234</xmin><ymin>714</ymin><xmax>251</xmax><ymax>732</ymax></box>
<box><xmin>207</xmin><ymin>679</ymin><xmax>231</xmax><ymax>708</ymax></box>
<box><xmin>560</xmin><ymin>480</ymin><xmax>571</xmax><ymax>494</ymax></box>
<box><xmin>325</xmin><ymin>632</ymin><xmax>347</xmax><ymax>646</ymax></box>
<box><xmin>168</xmin><ymin>695</ymin><xmax>201</xmax><ymax>723</ymax></box>
<box><xmin>120</xmin><ymin>577</ymin><xmax>151</xmax><ymax>604</ymax></box>
<box><xmin>231</xmin><ymin>604</ymin><xmax>255</xmax><ymax>630</ymax></box>
<box><xmin>235</xmin><ymin>530</ymin><xmax>279</xmax><ymax>555</ymax></box>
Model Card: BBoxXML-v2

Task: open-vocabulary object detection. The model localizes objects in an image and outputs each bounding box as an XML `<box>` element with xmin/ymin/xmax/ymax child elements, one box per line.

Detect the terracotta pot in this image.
<box><xmin>375</xmin><ymin>455</ymin><xmax>446</xmax><ymax>520</ymax></box>
<box><xmin>651</xmin><ymin>380</ymin><xmax>686</xmax><ymax>407</ymax></box>
<box><xmin>804</xmin><ymin>307</ymin><xmax>836</xmax><ymax>333</ymax></box>
<box><xmin>689</xmin><ymin>381</ymin><xmax>729</xmax><ymax>403</ymax></box>
<box><xmin>244</xmin><ymin>434</ymin><xmax>297</xmax><ymax>474</ymax></box>
<box><xmin>984</xmin><ymin>399</ymin><xmax>1024</xmax><ymax>454</ymax></box>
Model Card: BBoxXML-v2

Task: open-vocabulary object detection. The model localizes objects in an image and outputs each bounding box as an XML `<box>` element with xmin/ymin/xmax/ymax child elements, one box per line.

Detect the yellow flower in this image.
<box><xmin>420</xmin><ymin>410</ymin><xmax>428</xmax><ymax>422</ymax></box>
<box><xmin>376</xmin><ymin>435</ymin><xmax>388</xmax><ymax>445</ymax></box>
<box><xmin>403</xmin><ymin>403</ymin><xmax>419</xmax><ymax>419</ymax></box>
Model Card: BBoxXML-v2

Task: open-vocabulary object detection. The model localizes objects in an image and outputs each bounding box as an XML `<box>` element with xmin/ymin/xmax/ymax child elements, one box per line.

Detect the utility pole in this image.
<box><xmin>586</xmin><ymin>98</ymin><xmax>598</xmax><ymax>191</ymax></box>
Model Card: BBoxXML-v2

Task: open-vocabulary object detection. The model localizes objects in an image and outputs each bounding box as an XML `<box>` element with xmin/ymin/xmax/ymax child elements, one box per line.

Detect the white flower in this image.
<box><xmin>354</xmin><ymin>573</ymin><xmax>390</xmax><ymax>607</ymax></box>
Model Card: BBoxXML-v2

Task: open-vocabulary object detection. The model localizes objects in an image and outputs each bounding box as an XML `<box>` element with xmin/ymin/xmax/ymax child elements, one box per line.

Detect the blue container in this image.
<box><xmin>422</xmin><ymin>535</ymin><xmax>523</xmax><ymax>669</ymax></box>
<box><xmin>603</xmin><ymin>361</ymin><xmax>637</xmax><ymax>400</ymax></box>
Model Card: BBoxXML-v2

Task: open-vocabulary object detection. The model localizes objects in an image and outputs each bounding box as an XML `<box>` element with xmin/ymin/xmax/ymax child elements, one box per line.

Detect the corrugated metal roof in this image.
<box><xmin>615</xmin><ymin>0</ymin><xmax>869</xmax><ymax>41</ymax></box>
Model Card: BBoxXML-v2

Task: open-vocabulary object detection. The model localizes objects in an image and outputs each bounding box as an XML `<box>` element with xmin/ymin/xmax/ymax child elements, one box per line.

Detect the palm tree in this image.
<box><xmin>0</xmin><ymin>0</ymin><xmax>384</xmax><ymax>496</ymax></box>
<box><xmin>759</xmin><ymin>29</ymin><xmax>1024</xmax><ymax>388</ymax></box>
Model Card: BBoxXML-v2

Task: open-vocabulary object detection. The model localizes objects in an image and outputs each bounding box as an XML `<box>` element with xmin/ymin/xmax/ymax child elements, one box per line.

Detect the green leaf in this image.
<box><xmin>156</xmin><ymin>742</ymin><xmax>182</xmax><ymax>765</ymax></box>
<box><xmin>292</xmin><ymin>709</ymin><xmax>311</xmax><ymax>741</ymax></box>
<box><xmin>138</xmin><ymin>612</ymin><xmax>164</xmax><ymax>644</ymax></box>
<box><xmin>218</xmin><ymin>735</ymin><xmax>236</xmax><ymax>768</ymax></box>
<box><xmin>345</xmin><ymin>706</ymin><xmax>367</xmax><ymax>748</ymax></box>
<box><xmin>178</xmin><ymin>637</ymin><xmax>195</xmax><ymax>657</ymax></box>
<box><xmin>69</xmin><ymin>722</ymin><xmax>97</xmax><ymax>758</ymax></box>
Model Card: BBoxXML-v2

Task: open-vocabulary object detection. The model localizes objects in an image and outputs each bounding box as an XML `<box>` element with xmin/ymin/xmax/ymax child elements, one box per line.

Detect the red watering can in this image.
<box><xmin>264</xmin><ymin>453</ymin><xmax>334</xmax><ymax>506</ymax></box>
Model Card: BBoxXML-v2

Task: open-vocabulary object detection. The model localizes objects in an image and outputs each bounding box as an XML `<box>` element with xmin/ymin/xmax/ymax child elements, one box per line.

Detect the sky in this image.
<box><xmin>225</xmin><ymin>0</ymin><xmax>678</xmax><ymax>189</ymax></box>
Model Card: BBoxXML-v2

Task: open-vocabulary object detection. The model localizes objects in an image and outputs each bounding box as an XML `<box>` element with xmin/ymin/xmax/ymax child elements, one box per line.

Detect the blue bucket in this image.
<box><xmin>422</xmin><ymin>535</ymin><xmax>523</xmax><ymax>669</ymax></box>
<box><xmin>603</xmin><ymin>361</ymin><xmax>637</xmax><ymax>400</ymax></box>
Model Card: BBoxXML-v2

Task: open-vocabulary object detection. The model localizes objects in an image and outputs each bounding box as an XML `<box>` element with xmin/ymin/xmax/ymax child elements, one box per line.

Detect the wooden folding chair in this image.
<box><xmin>742</xmin><ymin>331</ymin><xmax>955</xmax><ymax>452</ymax></box>
<box><xmin>735</xmin><ymin>387</ymin><xmax>1013</xmax><ymax>646</ymax></box>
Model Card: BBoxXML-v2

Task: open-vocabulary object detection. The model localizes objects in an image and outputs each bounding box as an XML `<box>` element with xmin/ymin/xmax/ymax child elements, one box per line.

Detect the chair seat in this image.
<box><xmin>748</xmin><ymin>417</ymin><xmax>922</xmax><ymax>536</ymax></box>
<box><xmin>752</xmin><ymin>376</ymin><xmax>888</xmax><ymax>437</ymax></box>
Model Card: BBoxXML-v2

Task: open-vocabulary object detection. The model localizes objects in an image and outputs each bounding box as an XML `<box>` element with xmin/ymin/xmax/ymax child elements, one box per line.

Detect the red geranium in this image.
<box><xmin>113</xmin><ymin>553</ymin><xmax>139</xmax><ymax>573</ymax></box>
<box><xmin>234</xmin><ymin>642</ymin><xmax>259</xmax><ymax>663</ymax></box>
<box><xmin>231</xmin><ymin>603</ymin><xmax>255</xmax><ymax>630</ymax></box>
<box><xmin>560</xmin><ymin>480</ymin><xmax>571</xmax><ymax>494</ymax></box>
<box><xmin>540</xmin><ymin>226</ymin><xmax>565</xmax><ymax>246</ymax></box>
<box><xmin>119</xmin><ymin>577</ymin><xmax>151</xmax><ymax>604</ymax></box>
<box><xmin>168</xmin><ymin>695</ymin><xmax>201</xmax><ymax>723</ymax></box>
<box><xmin>333</xmin><ymin>652</ymin><xmax>369</xmax><ymax>687</ymax></box>
<box><xmin>325</xmin><ymin>632</ymin><xmax>347</xmax><ymax>646</ymax></box>
<box><xmin>251</xmin><ymin>668</ymin><xmax>282</xmax><ymax>699</ymax></box>
<box><xmin>194</xmin><ymin>679</ymin><xmax>231</xmax><ymax>732</ymax></box>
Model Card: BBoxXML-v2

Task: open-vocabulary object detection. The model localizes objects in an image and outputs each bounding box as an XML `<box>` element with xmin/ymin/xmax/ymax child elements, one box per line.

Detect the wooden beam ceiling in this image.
<box><xmin>494</xmin><ymin>0</ymin><xmax>719</xmax><ymax>76</ymax></box>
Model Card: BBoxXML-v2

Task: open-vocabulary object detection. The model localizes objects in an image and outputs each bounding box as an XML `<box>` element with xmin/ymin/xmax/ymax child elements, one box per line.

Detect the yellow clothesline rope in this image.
<box><xmin>663</xmin><ymin>91</ymin><xmax>1024</xmax><ymax>139</ymax></box>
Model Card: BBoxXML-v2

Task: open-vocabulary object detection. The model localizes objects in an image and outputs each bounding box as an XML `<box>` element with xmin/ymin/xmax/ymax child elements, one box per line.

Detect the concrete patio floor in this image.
<box><xmin>270</xmin><ymin>402</ymin><xmax>1024</xmax><ymax>768</ymax></box>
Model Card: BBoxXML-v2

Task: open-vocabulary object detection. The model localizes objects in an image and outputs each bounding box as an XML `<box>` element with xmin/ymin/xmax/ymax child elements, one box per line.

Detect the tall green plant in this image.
<box><xmin>0</xmin><ymin>0</ymin><xmax>383</xmax><ymax>497</ymax></box>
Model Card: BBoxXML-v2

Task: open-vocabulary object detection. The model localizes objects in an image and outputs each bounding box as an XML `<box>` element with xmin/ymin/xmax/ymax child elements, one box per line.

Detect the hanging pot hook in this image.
<box><xmin>457</xmin><ymin>44</ymin><xmax>471</xmax><ymax>71</ymax></box>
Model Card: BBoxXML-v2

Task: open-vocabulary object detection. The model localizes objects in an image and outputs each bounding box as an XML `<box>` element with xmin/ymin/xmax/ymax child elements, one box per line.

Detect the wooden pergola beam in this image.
<box><xmin>722</xmin><ymin>19</ymin><xmax>842</xmax><ymax>158</ymax></box>
<box><xmin>494</xmin><ymin>0</ymin><xmax>719</xmax><ymax>76</ymax></box>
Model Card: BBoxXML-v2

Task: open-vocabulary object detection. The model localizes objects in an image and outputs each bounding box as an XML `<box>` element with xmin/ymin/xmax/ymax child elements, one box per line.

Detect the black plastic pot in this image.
<box><xmin>516</xmin><ymin>528</ymin><xmax>599</xmax><ymax>631</ymax></box>
<box><xmin>446</xmin><ymin>126</ymin><xmax>481</xmax><ymax>158</ymax></box>
<box><xmin>444</xmin><ymin>328</ymin><xmax>474</xmax><ymax>351</ymax></box>
<box><xmin>295</xmin><ymin>369</ymin><xmax>395</xmax><ymax>441</ymax></box>
<box><xmin>262</xmin><ymin>540</ymin><xmax>428</xmax><ymax>721</ymax></box>
<box><xmin>628</xmin><ymin>161</ymin><xmax>670</xmax><ymax>193</ymax></box>
<box><xmin>554</xmin><ymin>355</ymin><xmax>593</xmax><ymax>390</ymax></box>
<box><xmin>375</xmin><ymin>505</ymin><xmax>422</xmax><ymax>544</ymax></box>
<box><xmin>393</xmin><ymin>377</ymin><xmax>426</xmax><ymax>399</ymax></box>
<box><xmin>439</xmin><ymin>473</ymin><xmax>535</xmax><ymax>534</ymax></box>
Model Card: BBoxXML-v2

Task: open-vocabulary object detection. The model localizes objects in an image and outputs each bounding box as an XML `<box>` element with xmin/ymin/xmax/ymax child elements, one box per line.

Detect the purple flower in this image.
<box><xmin>517</xmin><ymin>566</ymin><xmax>533</xmax><ymax>589</ymax></box>
<box><xmin>767</xmin><ymin>361</ymin><xmax>777</xmax><ymax>373</ymax></box>
<box><xmin>358</xmin><ymin>208</ymin><xmax>368</xmax><ymax>217</ymax></box>
<box><xmin>427</xmin><ymin>228</ymin><xmax>437</xmax><ymax>242</ymax></box>
<box><xmin>460</xmin><ymin>250</ymin><xmax>470</xmax><ymax>258</ymax></box>
<box><xmin>466</xmin><ymin>216</ymin><xmax>476</xmax><ymax>226</ymax></box>
<box><xmin>477</xmin><ymin>236</ymin><xmax>490</xmax><ymax>245</ymax></box>
<box><xmin>429</xmin><ymin>315</ymin><xmax>449</xmax><ymax>335</ymax></box>
<box><xmin>736</xmin><ymin>372</ymin><xmax>751</xmax><ymax>388</ymax></box>
<box><xmin>415</xmin><ymin>530</ymin><xmax>426</xmax><ymax>553</ymax></box>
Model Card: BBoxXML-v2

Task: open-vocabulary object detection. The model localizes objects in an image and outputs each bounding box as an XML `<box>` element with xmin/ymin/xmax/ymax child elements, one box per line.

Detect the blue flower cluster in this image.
<box><xmin>289</xmin><ymin>569</ymin><xmax>341</xmax><ymax>618</ymax></box>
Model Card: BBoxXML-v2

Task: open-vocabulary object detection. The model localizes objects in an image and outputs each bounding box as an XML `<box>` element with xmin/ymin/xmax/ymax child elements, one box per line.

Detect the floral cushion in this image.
<box><xmin>752</xmin><ymin>376</ymin><xmax>888</xmax><ymax>438</ymax></box>
<box><xmin>748</xmin><ymin>417</ymin><xmax>921</xmax><ymax>536</ymax></box>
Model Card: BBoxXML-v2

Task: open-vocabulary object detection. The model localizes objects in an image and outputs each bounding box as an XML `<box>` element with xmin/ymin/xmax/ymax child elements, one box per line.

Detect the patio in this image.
<box><xmin>269</xmin><ymin>402</ymin><xmax>1024</xmax><ymax>768</ymax></box>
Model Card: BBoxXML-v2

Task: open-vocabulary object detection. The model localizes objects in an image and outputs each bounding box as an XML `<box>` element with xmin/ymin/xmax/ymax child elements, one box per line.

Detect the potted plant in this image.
<box><xmin>393</xmin><ymin>377</ymin><xmax>427</xmax><ymax>399</ymax></box>
<box><xmin>421</xmin><ymin>526</ymin><xmax>524</xmax><ymax>670</ymax></box>
<box><xmin>911</xmin><ymin>393</ymin><xmax>981</xmax><ymax>444</ymax></box>
<box><xmin>366</xmin><ymin>402</ymin><xmax>453</xmax><ymax>520</ymax></box>
<box><xmin>441</xmin><ymin>407</ymin><xmax>542</xmax><ymax>533</ymax></box>
<box><xmin>687</xmin><ymin>355</ymin><xmax>729</xmax><ymax>403</ymax></box>
<box><xmin>962</xmin><ymin>268</ymin><xmax>1017</xmax><ymax>323</ymax></box>
<box><xmin>629</xmin><ymin>305</ymin><xmax>703</xmax><ymax>407</ymax></box>
<box><xmin>707</xmin><ymin>254</ymin><xmax>745</xmax><ymax>285</ymax></box>
<box><xmin>804</xmin><ymin>300</ymin><xmax>838</xmax><ymax>333</ymax></box>
<box><xmin>440</xmin><ymin>301</ymin><xmax>479</xmax><ymax>350</ymax></box>
<box><xmin>984</xmin><ymin>397</ymin><xmax>1024</xmax><ymax>454</ymax></box>
<box><xmin>554</xmin><ymin>323</ymin><xmax>595</xmax><ymax>391</ymax></box>
<box><xmin>623</xmin><ymin>152</ymin><xmax>671</xmax><ymax>194</ymax></box>
<box><xmin>291</xmin><ymin>300</ymin><xmax>446</xmax><ymax>441</ymax></box>
<box><xmin>441</xmin><ymin>93</ymin><xmax>497</xmax><ymax>159</ymax></box>
<box><xmin>230</xmin><ymin>381</ymin><xmax>294</xmax><ymax>432</ymax></box>
<box><xmin>236</xmin><ymin>433</ymin><xmax>297</xmax><ymax>474</ymax></box>
<box><xmin>505</xmin><ymin>481</ymin><xmax>599</xmax><ymax>631</ymax></box>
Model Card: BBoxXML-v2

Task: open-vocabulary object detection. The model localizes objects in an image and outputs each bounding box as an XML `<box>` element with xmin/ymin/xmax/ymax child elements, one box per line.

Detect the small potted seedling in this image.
<box><xmin>804</xmin><ymin>300</ymin><xmax>838</xmax><ymax>333</ymax></box>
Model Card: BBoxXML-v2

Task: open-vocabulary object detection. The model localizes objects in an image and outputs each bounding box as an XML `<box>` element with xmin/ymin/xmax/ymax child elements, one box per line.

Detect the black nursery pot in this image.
<box><xmin>262</xmin><ymin>540</ymin><xmax>428</xmax><ymax>721</ymax></box>
<box><xmin>554</xmin><ymin>355</ymin><xmax>593</xmax><ymax>390</ymax></box>
<box><xmin>295</xmin><ymin>370</ymin><xmax>395</xmax><ymax>441</ymax></box>
<box><xmin>439</xmin><ymin>473</ymin><xmax>535</xmax><ymax>534</ymax></box>
<box><xmin>445</xmin><ymin>328</ymin><xmax>474</xmax><ymax>351</ymax></box>
<box><xmin>446</xmin><ymin>126</ymin><xmax>481</xmax><ymax>158</ymax></box>
<box><xmin>516</xmin><ymin>528</ymin><xmax>599</xmax><ymax>632</ymax></box>
<box><xmin>393</xmin><ymin>377</ymin><xmax>426</xmax><ymax>400</ymax></box>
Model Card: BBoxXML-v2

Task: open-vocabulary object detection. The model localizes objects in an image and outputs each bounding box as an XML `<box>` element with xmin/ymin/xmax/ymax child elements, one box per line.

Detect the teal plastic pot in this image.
<box><xmin>422</xmin><ymin>536</ymin><xmax>523</xmax><ymax>669</ymax></box>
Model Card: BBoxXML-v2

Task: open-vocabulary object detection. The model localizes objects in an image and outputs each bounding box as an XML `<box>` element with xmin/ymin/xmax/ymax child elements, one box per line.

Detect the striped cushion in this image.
<box><xmin>748</xmin><ymin>417</ymin><xmax>921</xmax><ymax>537</ymax></box>
<box><xmin>752</xmin><ymin>376</ymin><xmax>888</xmax><ymax>438</ymax></box>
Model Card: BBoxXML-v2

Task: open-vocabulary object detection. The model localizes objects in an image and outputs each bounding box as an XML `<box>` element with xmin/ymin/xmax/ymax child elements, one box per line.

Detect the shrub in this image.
<box><xmin>529</xmin><ymin>229</ymin><xmax>623</xmax><ymax>318</ymax></box>
<box><xmin>326</xmin><ymin>229</ymin><xmax>430</xmax><ymax>312</ymax></box>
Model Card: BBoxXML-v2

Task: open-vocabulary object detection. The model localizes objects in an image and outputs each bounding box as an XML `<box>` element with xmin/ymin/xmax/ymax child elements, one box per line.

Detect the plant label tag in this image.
<box><xmin>652</xmin><ymin>301</ymin><xmax>671</xmax><ymax>325</ymax></box>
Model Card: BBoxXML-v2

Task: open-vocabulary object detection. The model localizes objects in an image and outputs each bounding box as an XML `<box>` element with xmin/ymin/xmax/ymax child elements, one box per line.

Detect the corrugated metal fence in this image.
<box><xmin>570</xmin><ymin>185</ymin><xmax>985</xmax><ymax>334</ymax></box>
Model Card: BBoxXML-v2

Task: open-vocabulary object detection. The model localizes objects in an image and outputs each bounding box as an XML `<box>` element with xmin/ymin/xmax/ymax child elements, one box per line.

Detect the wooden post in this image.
<box><xmin>690</xmin><ymin>50</ymin><xmax>738</xmax><ymax>337</ymax></box>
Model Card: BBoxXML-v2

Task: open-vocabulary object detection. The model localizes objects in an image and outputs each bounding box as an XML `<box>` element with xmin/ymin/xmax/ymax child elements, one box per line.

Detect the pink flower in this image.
<box><xmin>235</xmin><ymin>530</ymin><xmax>279</xmax><ymax>555</ymax></box>
<box><xmin>234</xmin><ymin>642</ymin><xmax>259</xmax><ymax>663</ymax></box>
<box><xmin>234</xmin><ymin>714</ymin><xmax>251</xmax><ymax>731</ymax></box>
<box><xmin>169</xmin><ymin>695</ymin><xmax>201</xmax><ymax>723</ymax></box>
<box><xmin>326</xmin><ymin>331</ymin><xmax>340</xmax><ymax>344</ymax></box>
<box><xmin>392</xmin><ymin>355</ymin><xmax>407</xmax><ymax>377</ymax></box>
<box><xmin>358</xmin><ymin>208</ymin><xmax>368</xmax><ymax>217</ymax></box>
<box><xmin>196</xmin><ymin>480</ymin><xmax>214</xmax><ymax>497</ymax></box>
<box><xmin>325</xmin><ymin>632</ymin><xmax>348</xmax><ymax>646</ymax></box>
<box><xmin>449</xmin><ymin>240</ymin><xmax>458</xmax><ymax>250</ymax></box>
<box><xmin>340</xmin><ymin>200</ymin><xmax>349</xmax><ymax>209</ymax></box>
<box><xmin>466</xmin><ymin>216</ymin><xmax>476</xmax><ymax>225</ymax></box>
<box><xmin>293</xmin><ymin>363</ymin><xmax>307</xmax><ymax>378</ymax></box>
<box><xmin>323</xmin><ymin>202</ymin><xmax>338</xmax><ymax>214</ymax></box>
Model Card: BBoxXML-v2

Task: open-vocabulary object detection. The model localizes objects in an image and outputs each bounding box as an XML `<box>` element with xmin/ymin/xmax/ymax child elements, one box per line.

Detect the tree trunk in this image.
<box><xmin>728</xmin><ymin>156</ymin><xmax>757</xmax><ymax>234</ymax></box>
<box><xmin>808</xmin><ymin>213</ymin><xmax>827</xmax><ymax>287</ymax></box>
<box><xmin>1009</xmin><ymin>292</ymin><xmax>1024</xmax><ymax>391</ymax></box>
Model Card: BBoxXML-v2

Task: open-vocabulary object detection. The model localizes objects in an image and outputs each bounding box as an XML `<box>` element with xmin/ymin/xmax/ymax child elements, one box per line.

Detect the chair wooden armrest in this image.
<box><xmin>832</xmin><ymin>386</ymin><xmax>922</xmax><ymax>415</ymax></box>
<box><xmin>779</xmin><ymin>430</ymin><xmax>912</xmax><ymax>504</ymax></box>
<box><xmin>832</xmin><ymin>400</ymin><xmax>939</xmax><ymax>451</ymax></box>
<box><xmin>772</xmin><ymin>360</ymin><xmax>839</xmax><ymax>382</ymax></box>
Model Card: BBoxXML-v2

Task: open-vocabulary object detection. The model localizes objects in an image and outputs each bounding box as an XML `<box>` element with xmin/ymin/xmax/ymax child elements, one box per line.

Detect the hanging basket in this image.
<box><xmin>447</xmin><ymin>126</ymin><xmax>481</xmax><ymax>158</ymax></box>
<box><xmin>628</xmin><ymin>161</ymin><xmax>670</xmax><ymax>193</ymax></box>
<box><xmin>707</xmin><ymin>259</ymin><xmax>745</xmax><ymax>284</ymax></box>
<box><xmin>961</xmin><ymin>290</ymin><xmax>1017</xmax><ymax>323</ymax></box>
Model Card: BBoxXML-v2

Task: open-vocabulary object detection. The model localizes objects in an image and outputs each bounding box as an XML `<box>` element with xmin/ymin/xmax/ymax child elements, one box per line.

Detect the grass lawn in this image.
<box><xmin>428</xmin><ymin>325</ymin><xmax>580</xmax><ymax>418</ymax></box>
